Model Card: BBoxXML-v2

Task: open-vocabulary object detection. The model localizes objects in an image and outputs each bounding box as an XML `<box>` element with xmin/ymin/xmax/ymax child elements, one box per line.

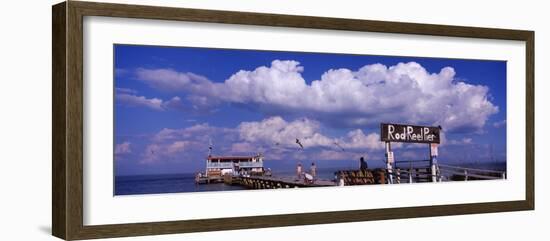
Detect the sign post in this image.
<box><xmin>430</xmin><ymin>143</ymin><xmax>439</xmax><ymax>182</ymax></box>
<box><xmin>385</xmin><ymin>142</ymin><xmax>394</xmax><ymax>184</ymax></box>
<box><xmin>380</xmin><ymin>123</ymin><xmax>442</xmax><ymax>183</ymax></box>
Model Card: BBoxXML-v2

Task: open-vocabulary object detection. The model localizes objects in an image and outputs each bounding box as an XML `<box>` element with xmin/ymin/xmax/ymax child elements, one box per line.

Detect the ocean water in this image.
<box><xmin>115</xmin><ymin>167</ymin><xmax>343</xmax><ymax>196</ymax></box>
<box><xmin>115</xmin><ymin>173</ymin><xmax>246</xmax><ymax>195</ymax></box>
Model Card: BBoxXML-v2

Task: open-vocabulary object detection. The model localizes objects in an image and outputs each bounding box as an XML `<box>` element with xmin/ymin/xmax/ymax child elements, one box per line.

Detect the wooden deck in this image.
<box><xmin>238</xmin><ymin>175</ymin><xmax>336</xmax><ymax>189</ymax></box>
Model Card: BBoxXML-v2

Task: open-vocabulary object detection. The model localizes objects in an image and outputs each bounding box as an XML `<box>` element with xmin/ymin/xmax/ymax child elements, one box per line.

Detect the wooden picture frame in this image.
<box><xmin>52</xmin><ymin>1</ymin><xmax>534</xmax><ymax>240</ymax></box>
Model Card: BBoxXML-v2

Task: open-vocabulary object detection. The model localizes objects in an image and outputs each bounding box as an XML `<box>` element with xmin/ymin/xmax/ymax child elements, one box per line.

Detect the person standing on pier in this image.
<box><xmin>296</xmin><ymin>162</ymin><xmax>303</xmax><ymax>181</ymax></box>
<box><xmin>195</xmin><ymin>172</ymin><xmax>201</xmax><ymax>185</ymax></box>
<box><xmin>360</xmin><ymin>156</ymin><xmax>368</xmax><ymax>170</ymax></box>
<box><xmin>310</xmin><ymin>162</ymin><xmax>317</xmax><ymax>181</ymax></box>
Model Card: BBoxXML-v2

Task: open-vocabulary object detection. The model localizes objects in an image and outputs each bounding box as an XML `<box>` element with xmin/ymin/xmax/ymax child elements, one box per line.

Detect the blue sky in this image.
<box><xmin>114</xmin><ymin>44</ymin><xmax>507</xmax><ymax>176</ymax></box>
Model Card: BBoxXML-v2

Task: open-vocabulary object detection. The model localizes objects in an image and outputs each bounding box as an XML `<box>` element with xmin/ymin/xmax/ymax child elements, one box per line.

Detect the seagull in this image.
<box><xmin>334</xmin><ymin>141</ymin><xmax>345</xmax><ymax>152</ymax></box>
<box><xmin>295</xmin><ymin>138</ymin><xmax>304</xmax><ymax>150</ymax></box>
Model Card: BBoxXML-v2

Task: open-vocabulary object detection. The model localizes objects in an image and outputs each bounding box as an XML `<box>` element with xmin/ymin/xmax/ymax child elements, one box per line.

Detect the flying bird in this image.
<box><xmin>208</xmin><ymin>138</ymin><xmax>213</xmax><ymax>156</ymax></box>
<box><xmin>295</xmin><ymin>138</ymin><xmax>304</xmax><ymax>150</ymax></box>
<box><xmin>334</xmin><ymin>142</ymin><xmax>345</xmax><ymax>152</ymax></box>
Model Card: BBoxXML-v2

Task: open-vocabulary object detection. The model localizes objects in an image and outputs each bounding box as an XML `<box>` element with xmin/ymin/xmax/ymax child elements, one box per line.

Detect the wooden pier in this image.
<box><xmin>238</xmin><ymin>176</ymin><xmax>336</xmax><ymax>189</ymax></box>
<box><xmin>197</xmin><ymin>163</ymin><xmax>506</xmax><ymax>189</ymax></box>
<box><xmin>195</xmin><ymin>175</ymin><xmax>223</xmax><ymax>184</ymax></box>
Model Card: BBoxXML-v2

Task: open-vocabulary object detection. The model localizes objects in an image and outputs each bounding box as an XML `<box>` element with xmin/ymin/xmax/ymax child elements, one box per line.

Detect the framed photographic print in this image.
<box><xmin>52</xmin><ymin>1</ymin><xmax>534</xmax><ymax>240</ymax></box>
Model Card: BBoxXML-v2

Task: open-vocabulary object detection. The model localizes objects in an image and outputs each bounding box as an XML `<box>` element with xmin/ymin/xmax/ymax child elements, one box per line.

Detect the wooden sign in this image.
<box><xmin>380</xmin><ymin>123</ymin><xmax>441</xmax><ymax>144</ymax></box>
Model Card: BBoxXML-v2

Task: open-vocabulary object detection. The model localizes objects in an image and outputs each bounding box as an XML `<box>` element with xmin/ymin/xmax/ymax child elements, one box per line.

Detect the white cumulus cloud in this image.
<box><xmin>116</xmin><ymin>93</ymin><xmax>165</xmax><ymax>111</ymax></box>
<box><xmin>135</xmin><ymin>60</ymin><xmax>498</xmax><ymax>133</ymax></box>
<box><xmin>493</xmin><ymin>119</ymin><xmax>506</xmax><ymax>128</ymax></box>
<box><xmin>115</xmin><ymin>141</ymin><xmax>131</xmax><ymax>155</ymax></box>
<box><xmin>238</xmin><ymin>116</ymin><xmax>384</xmax><ymax>151</ymax></box>
<box><xmin>142</xmin><ymin>141</ymin><xmax>192</xmax><ymax>164</ymax></box>
<box><xmin>115</xmin><ymin>89</ymin><xmax>185</xmax><ymax>112</ymax></box>
<box><xmin>238</xmin><ymin>116</ymin><xmax>332</xmax><ymax>149</ymax></box>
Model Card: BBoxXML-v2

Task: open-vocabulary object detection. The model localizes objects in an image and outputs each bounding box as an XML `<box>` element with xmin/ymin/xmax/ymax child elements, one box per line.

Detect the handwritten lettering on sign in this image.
<box><xmin>380</xmin><ymin>123</ymin><xmax>441</xmax><ymax>144</ymax></box>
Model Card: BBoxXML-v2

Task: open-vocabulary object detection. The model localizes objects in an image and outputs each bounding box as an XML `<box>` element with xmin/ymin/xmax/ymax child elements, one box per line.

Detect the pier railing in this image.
<box><xmin>392</xmin><ymin>160</ymin><xmax>506</xmax><ymax>183</ymax></box>
<box><xmin>438</xmin><ymin>164</ymin><xmax>506</xmax><ymax>181</ymax></box>
<box><xmin>393</xmin><ymin>160</ymin><xmax>432</xmax><ymax>183</ymax></box>
<box><xmin>238</xmin><ymin>161</ymin><xmax>264</xmax><ymax>168</ymax></box>
<box><xmin>239</xmin><ymin>175</ymin><xmax>336</xmax><ymax>189</ymax></box>
<box><xmin>392</xmin><ymin>167</ymin><xmax>432</xmax><ymax>183</ymax></box>
<box><xmin>206</xmin><ymin>162</ymin><xmax>234</xmax><ymax>168</ymax></box>
<box><xmin>206</xmin><ymin>161</ymin><xmax>263</xmax><ymax>169</ymax></box>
